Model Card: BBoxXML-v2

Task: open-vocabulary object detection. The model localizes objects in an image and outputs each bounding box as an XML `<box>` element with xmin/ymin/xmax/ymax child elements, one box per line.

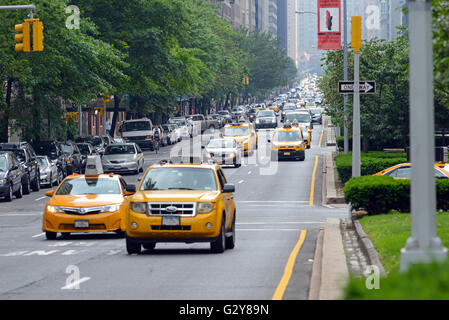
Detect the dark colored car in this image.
<box><xmin>255</xmin><ymin>109</ymin><xmax>277</xmax><ymax>129</ymax></box>
<box><xmin>58</xmin><ymin>141</ymin><xmax>83</xmax><ymax>174</ymax></box>
<box><xmin>76</xmin><ymin>142</ymin><xmax>96</xmax><ymax>173</ymax></box>
<box><xmin>31</xmin><ymin>141</ymin><xmax>68</xmax><ymax>178</ymax></box>
<box><xmin>0</xmin><ymin>151</ymin><xmax>24</xmax><ymax>201</ymax></box>
<box><xmin>101</xmin><ymin>135</ymin><xmax>115</xmax><ymax>146</ymax></box>
<box><xmin>247</xmin><ymin>108</ymin><xmax>258</xmax><ymax>123</ymax></box>
<box><xmin>310</xmin><ymin>108</ymin><xmax>323</xmax><ymax>124</ymax></box>
<box><xmin>0</xmin><ymin>142</ymin><xmax>40</xmax><ymax>194</ymax></box>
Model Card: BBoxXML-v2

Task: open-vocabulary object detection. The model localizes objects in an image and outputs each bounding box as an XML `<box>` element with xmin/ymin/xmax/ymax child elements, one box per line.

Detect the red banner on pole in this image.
<box><xmin>317</xmin><ymin>0</ymin><xmax>341</xmax><ymax>50</ymax></box>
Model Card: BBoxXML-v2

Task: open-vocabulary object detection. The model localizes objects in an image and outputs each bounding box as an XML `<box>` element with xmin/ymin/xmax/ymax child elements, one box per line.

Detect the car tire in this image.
<box><xmin>32</xmin><ymin>172</ymin><xmax>40</xmax><ymax>192</ymax></box>
<box><xmin>126</xmin><ymin>237</ymin><xmax>142</xmax><ymax>254</ymax></box>
<box><xmin>23</xmin><ymin>176</ymin><xmax>31</xmax><ymax>195</ymax></box>
<box><xmin>115</xmin><ymin>229</ymin><xmax>126</xmax><ymax>238</ymax></box>
<box><xmin>15</xmin><ymin>183</ymin><xmax>23</xmax><ymax>199</ymax></box>
<box><xmin>45</xmin><ymin>231</ymin><xmax>57</xmax><ymax>240</ymax></box>
<box><xmin>225</xmin><ymin>212</ymin><xmax>236</xmax><ymax>250</ymax></box>
<box><xmin>5</xmin><ymin>185</ymin><xmax>13</xmax><ymax>202</ymax></box>
<box><xmin>210</xmin><ymin>215</ymin><xmax>226</xmax><ymax>254</ymax></box>
<box><xmin>143</xmin><ymin>243</ymin><xmax>156</xmax><ymax>251</ymax></box>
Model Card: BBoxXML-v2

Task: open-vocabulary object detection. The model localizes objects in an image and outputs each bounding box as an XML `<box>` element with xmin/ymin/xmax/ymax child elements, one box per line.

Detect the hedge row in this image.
<box><xmin>344</xmin><ymin>175</ymin><xmax>449</xmax><ymax>215</ymax></box>
<box><xmin>335</xmin><ymin>153</ymin><xmax>407</xmax><ymax>183</ymax></box>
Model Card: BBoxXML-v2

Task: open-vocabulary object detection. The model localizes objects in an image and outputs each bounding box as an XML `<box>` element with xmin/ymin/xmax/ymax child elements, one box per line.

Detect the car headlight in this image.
<box><xmin>131</xmin><ymin>202</ymin><xmax>147</xmax><ymax>214</ymax></box>
<box><xmin>0</xmin><ymin>179</ymin><xmax>8</xmax><ymax>185</ymax></box>
<box><xmin>101</xmin><ymin>204</ymin><xmax>122</xmax><ymax>212</ymax></box>
<box><xmin>229</xmin><ymin>152</ymin><xmax>236</xmax><ymax>158</ymax></box>
<box><xmin>46</xmin><ymin>205</ymin><xmax>63</xmax><ymax>213</ymax></box>
<box><xmin>256</xmin><ymin>119</ymin><xmax>260</xmax><ymax>123</ymax></box>
<box><xmin>197</xmin><ymin>202</ymin><xmax>214</xmax><ymax>214</ymax></box>
<box><xmin>271</xmin><ymin>118</ymin><xmax>276</xmax><ymax>123</ymax></box>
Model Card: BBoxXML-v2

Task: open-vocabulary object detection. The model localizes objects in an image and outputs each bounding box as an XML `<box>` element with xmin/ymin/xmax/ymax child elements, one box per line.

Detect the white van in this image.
<box><xmin>119</xmin><ymin>118</ymin><xmax>155</xmax><ymax>150</ymax></box>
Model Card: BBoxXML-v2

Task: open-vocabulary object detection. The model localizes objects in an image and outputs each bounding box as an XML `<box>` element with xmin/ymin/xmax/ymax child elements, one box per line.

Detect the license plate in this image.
<box><xmin>74</xmin><ymin>220</ymin><xmax>89</xmax><ymax>228</ymax></box>
<box><xmin>284</xmin><ymin>152</ymin><xmax>291</xmax><ymax>156</ymax></box>
<box><xmin>162</xmin><ymin>216</ymin><xmax>180</xmax><ymax>226</ymax></box>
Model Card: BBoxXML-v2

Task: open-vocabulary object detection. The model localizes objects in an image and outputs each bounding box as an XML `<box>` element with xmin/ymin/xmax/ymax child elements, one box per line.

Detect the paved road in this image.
<box><xmin>0</xmin><ymin>123</ymin><xmax>347</xmax><ymax>300</ymax></box>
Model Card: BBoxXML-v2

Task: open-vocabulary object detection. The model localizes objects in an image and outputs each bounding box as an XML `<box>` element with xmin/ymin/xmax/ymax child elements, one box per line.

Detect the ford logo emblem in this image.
<box><xmin>165</xmin><ymin>206</ymin><xmax>178</xmax><ymax>213</ymax></box>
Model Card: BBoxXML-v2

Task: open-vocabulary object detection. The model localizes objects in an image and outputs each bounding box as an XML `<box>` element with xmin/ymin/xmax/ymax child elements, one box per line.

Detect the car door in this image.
<box><xmin>217</xmin><ymin>168</ymin><xmax>232</xmax><ymax>226</ymax></box>
<box><xmin>10</xmin><ymin>155</ymin><xmax>21</xmax><ymax>192</ymax></box>
<box><xmin>135</xmin><ymin>144</ymin><xmax>144</xmax><ymax>168</ymax></box>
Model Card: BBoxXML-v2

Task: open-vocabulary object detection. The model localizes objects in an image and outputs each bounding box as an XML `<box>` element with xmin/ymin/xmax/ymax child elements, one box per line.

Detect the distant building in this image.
<box><xmin>255</xmin><ymin>0</ymin><xmax>277</xmax><ymax>35</ymax></box>
<box><xmin>277</xmin><ymin>0</ymin><xmax>298</xmax><ymax>67</ymax></box>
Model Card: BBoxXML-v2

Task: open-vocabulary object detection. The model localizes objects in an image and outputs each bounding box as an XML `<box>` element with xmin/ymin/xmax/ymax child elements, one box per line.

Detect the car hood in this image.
<box><xmin>205</xmin><ymin>147</ymin><xmax>238</xmax><ymax>153</ymax></box>
<box><xmin>102</xmin><ymin>154</ymin><xmax>136</xmax><ymax>161</ymax></box>
<box><xmin>122</xmin><ymin>130</ymin><xmax>152</xmax><ymax>137</ymax></box>
<box><xmin>132</xmin><ymin>190</ymin><xmax>220</xmax><ymax>202</ymax></box>
<box><xmin>48</xmin><ymin>194</ymin><xmax>124</xmax><ymax>207</ymax></box>
<box><xmin>0</xmin><ymin>171</ymin><xmax>7</xmax><ymax>179</ymax></box>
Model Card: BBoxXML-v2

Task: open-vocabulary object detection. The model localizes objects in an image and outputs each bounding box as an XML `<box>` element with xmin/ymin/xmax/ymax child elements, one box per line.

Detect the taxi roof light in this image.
<box><xmin>84</xmin><ymin>155</ymin><xmax>104</xmax><ymax>176</ymax></box>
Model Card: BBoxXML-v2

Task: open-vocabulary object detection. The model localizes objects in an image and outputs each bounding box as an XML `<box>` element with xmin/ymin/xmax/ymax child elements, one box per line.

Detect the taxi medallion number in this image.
<box><xmin>75</xmin><ymin>220</ymin><xmax>89</xmax><ymax>228</ymax></box>
<box><xmin>162</xmin><ymin>216</ymin><xmax>180</xmax><ymax>226</ymax></box>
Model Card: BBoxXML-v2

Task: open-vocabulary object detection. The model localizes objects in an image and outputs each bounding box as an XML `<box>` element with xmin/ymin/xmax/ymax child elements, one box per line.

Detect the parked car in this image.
<box><xmin>169</xmin><ymin>117</ymin><xmax>191</xmax><ymax>139</ymax></box>
<box><xmin>76</xmin><ymin>142</ymin><xmax>96</xmax><ymax>173</ymax></box>
<box><xmin>161</xmin><ymin>124</ymin><xmax>179</xmax><ymax>145</ymax></box>
<box><xmin>0</xmin><ymin>151</ymin><xmax>24</xmax><ymax>201</ymax></box>
<box><xmin>37</xmin><ymin>155</ymin><xmax>60</xmax><ymax>187</ymax></box>
<box><xmin>58</xmin><ymin>141</ymin><xmax>83</xmax><ymax>174</ymax></box>
<box><xmin>0</xmin><ymin>142</ymin><xmax>40</xmax><ymax>194</ymax></box>
<box><xmin>101</xmin><ymin>134</ymin><xmax>115</xmax><ymax>146</ymax></box>
<box><xmin>101</xmin><ymin>143</ymin><xmax>144</xmax><ymax>174</ymax></box>
<box><xmin>31</xmin><ymin>141</ymin><xmax>68</xmax><ymax>178</ymax></box>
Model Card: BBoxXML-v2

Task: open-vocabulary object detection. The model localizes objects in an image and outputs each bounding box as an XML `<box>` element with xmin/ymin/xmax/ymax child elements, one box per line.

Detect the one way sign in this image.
<box><xmin>338</xmin><ymin>81</ymin><xmax>376</xmax><ymax>94</ymax></box>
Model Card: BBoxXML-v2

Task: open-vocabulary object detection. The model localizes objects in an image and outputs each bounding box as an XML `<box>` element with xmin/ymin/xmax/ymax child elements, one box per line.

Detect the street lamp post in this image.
<box><xmin>400</xmin><ymin>0</ymin><xmax>447</xmax><ymax>272</ymax></box>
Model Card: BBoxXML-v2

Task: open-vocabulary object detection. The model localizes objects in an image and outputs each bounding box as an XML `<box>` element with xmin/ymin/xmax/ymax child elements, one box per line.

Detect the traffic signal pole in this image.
<box><xmin>351</xmin><ymin>16</ymin><xmax>362</xmax><ymax>178</ymax></box>
<box><xmin>400</xmin><ymin>0</ymin><xmax>447</xmax><ymax>272</ymax></box>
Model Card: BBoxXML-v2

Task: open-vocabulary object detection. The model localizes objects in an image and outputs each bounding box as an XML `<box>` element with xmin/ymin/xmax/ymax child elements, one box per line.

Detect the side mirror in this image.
<box><xmin>222</xmin><ymin>184</ymin><xmax>235</xmax><ymax>193</ymax></box>
<box><xmin>45</xmin><ymin>190</ymin><xmax>54</xmax><ymax>197</ymax></box>
<box><xmin>125</xmin><ymin>184</ymin><xmax>137</xmax><ymax>195</ymax></box>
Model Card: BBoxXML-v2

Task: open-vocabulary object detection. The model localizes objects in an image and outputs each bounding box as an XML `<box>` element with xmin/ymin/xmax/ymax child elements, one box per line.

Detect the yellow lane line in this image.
<box><xmin>318</xmin><ymin>129</ymin><xmax>324</xmax><ymax>147</ymax></box>
<box><xmin>272</xmin><ymin>229</ymin><xmax>307</xmax><ymax>300</ymax></box>
<box><xmin>309</xmin><ymin>155</ymin><xmax>319</xmax><ymax>206</ymax></box>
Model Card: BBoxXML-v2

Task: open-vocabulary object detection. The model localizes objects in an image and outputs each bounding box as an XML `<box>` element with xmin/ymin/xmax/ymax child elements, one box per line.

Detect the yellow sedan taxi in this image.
<box><xmin>126</xmin><ymin>159</ymin><xmax>236</xmax><ymax>254</ymax></box>
<box><xmin>42</xmin><ymin>156</ymin><xmax>135</xmax><ymax>240</ymax></box>
<box><xmin>269</xmin><ymin>122</ymin><xmax>306</xmax><ymax>161</ymax></box>
<box><xmin>373</xmin><ymin>163</ymin><xmax>449</xmax><ymax>179</ymax></box>
<box><xmin>222</xmin><ymin>122</ymin><xmax>258</xmax><ymax>156</ymax></box>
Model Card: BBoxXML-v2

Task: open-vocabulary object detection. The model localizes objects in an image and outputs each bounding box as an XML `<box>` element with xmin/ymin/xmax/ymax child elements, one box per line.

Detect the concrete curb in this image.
<box><xmin>317</xmin><ymin>218</ymin><xmax>349</xmax><ymax>300</ymax></box>
<box><xmin>322</xmin><ymin>151</ymin><xmax>346</xmax><ymax>205</ymax></box>
<box><xmin>351</xmin><ymin>213</ymin><xmax>387</xmax><ymax>277</ymax></box>
<box><xmin>308</xmin><ymin>227</ymin><xmax>323</xmax><ymax>300</ymax></box>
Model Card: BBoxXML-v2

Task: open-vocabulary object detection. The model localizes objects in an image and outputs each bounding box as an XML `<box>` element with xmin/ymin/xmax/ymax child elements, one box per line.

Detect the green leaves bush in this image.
<box><xmin>335</xmin><ymin>152</ymin><xmax>407</xmax><ymax>183</ymax></box>
<box><xmin>344</xmin><ymin>176</ymin><xmax>449</xmax><ymax>215</ymax></box>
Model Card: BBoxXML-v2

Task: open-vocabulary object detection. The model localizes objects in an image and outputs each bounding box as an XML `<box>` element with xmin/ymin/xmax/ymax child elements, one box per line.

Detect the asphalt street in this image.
<box><xmin>0</xmin><ymin>123</ymin><xmax>347</xmax><ymax>300</ymax></box>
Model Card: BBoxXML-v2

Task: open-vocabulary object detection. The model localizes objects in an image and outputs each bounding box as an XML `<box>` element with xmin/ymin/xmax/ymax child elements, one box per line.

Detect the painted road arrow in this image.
<box><xmin>338</xmin><ymin>81</ymin><xmax>376</xmax><ymax>94</ymax></box>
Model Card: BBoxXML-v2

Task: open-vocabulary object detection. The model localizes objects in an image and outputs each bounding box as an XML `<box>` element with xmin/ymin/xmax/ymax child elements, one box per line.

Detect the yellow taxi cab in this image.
<box><xmin>267</xmin><ymin>104</ymin><xmax>279</xmax><ymax>113</ymax></box>
<box><xmin>125</xmin><ymin>158</ymin><xmax>236</xmax><ymax>254</ymax></box>
<box><xmin>298</xmin><ymin>125</ymin><xmax>311</xmax><ymax>149</ymax></box>
<box><xmin>222</xmin><ymin>122</ymin><xmax>258</xmax><ymax>156</ymax></box>
<box><xmin>373</xmin><ymin>163</ymin><xmax>449</xmax><ymax>179</ymax></box>
<box><xmin>268</xmin><ymin>122</ymin><xmax>306</xmax><ymax>161</ymax></box>
<box><xmin>42</xmin><ymin>156</ymin><xmax>135</xmax><ymax>240</ymax></box>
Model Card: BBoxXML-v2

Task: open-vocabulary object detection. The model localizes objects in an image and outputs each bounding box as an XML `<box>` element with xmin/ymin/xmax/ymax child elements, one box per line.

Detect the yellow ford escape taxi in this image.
<box><xmin>222</xmin><ymin>122</ymin><xmax>257</xmax><ymax>156</ymax></box>
<box><xmin>42</xmin><ymin>156</ymin><xmax>135</xmax><ymax>240</ymax></box>
<box><xmin>269</xmin><ymin>122</ymin><xmax>306</xmax><ymax>161</ymax></box>
<box><xmin>125</xmin><ymin>159</ymin><xmax>236</xmax><ymax>254</ymax></box>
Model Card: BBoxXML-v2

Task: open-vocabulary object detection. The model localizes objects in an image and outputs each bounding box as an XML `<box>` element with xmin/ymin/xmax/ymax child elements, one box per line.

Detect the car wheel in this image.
<box><xmin>23</xmin><ymin>176</ymin><xmax>31</xmax><ymax>195</ymax></box>
<box><xmin>45</xmin><ymin>231</ymin><xmax>57</xmax><ymax>240</ymax></box>
<box><xmin>115</xmin><ymin>229</ymin><xmax>126</xmax><ymax>238</ymax></box>
<box><xmin>225</xmin><ymin>212</ymin><xmax>236</xmax><ymax>250</ymax></box>
<box><xmin>15</xmin><ymin>183</ymin><xmax>23</xmax><ymax>199</ymax></box>
<box><xmin>210</xmin><ymin>215</ymin><xmax>226</xmax><ymax>254</ymax></box>
<box><xmin>143</xmin><ymin>243</ymin><xmax>156</xmax><ymax>251</ymax></box>
<box><xmin>5</xmin><ymin>185</ymin><xmax>13</xmax><ymax>202</ymax></box>
<box><xmin>126</xmin><ymin>237</ymin><xmax>142</xmax><ymax>254</ymax></box>
<box><xmin>32</xmin><ymin>173</ymin><xmax>40</xmax><ymax>192</ymax></box>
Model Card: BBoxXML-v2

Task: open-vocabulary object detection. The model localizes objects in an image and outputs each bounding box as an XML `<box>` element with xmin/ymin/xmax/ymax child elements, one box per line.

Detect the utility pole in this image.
<box><xmin>400</xmin><ymin>0</ymin><xmax>447</xmax><ymax>272</ymax></box>
<box><xmin>351</xmin><ymin>16</ymin><xmax>362</xmax><ymax>178</ymax></box>
<box><xmin>343</xmin><ymin>0</ymin><xmax>349</xmax><ymax>154</ymax></box>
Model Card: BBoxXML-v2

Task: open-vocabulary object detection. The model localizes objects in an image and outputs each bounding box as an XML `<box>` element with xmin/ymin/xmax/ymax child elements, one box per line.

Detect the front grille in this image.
<box><xmin>280</xmin><ymin>146</ymin><xmax>296</xmax><ymax>149</ymax></box>
<box><xmin>110</xmin><ymin>160</ymin><xmax>126</xmax><ymax>164</ymax></box>
<box><xmin>62</xmin><ymin>207</ymin><xmax>102</xmax><ymax>215</ymax></box>
<box><xmin>148</xmin><ymin>203</ymin><xmax>196</xmax><ymax>216</ymax></box>
<box><xmin>151</xmin><ymin>225</ymin><xmax>191</xmax><ymax>231</ymax></box>
<box><xmin>127</xmin><ymin>136</ymin><xmax>147</xmax><ymax>141</ymax></box>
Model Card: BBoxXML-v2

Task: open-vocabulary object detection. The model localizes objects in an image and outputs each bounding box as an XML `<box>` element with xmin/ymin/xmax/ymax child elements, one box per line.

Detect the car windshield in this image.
<box><xmin>286</xmin><ymin>113</ymin><xmax>311</xmax><ymax>123</ymax></box>
<box><xmin>274</xmin><ymin>131</ymin><xmax>301</xmax><ymax>142</ymax></box>
<box><xmin>257</xmin><ymin>111</ymin><xmax>275</xmax><ymax>117</ymax></box>
<box><xmin>104</xmin><ymin>145</ymin><xmax>135</xmax><ymax>155</ymax></box>
<box><xmin>122</xmin><ymin>121</ymin><xmax>152</xmax><ymax>132</ymax></box>
<box><xmin>87</xmin><ymin>137</ymin><xmax>103</xmax><ymax>147</ymax></box>
<box><xmin>223</xmin><ymin>126</ymin><xmax>249</xmax><ymax>137</ymax></box>
<box><xmin>37</xmin><ymin>156</ymin><xmax>49</xmax><ymax>168</ymax></box>
<box><xmin>207</xmin><ymin>139</ymin><xmax>235</xmax><ymax>149</ymax></box>
<box><xmin>9</xmin><ymin>149</ymin><xmax>25</xmax><ymax>162</ymax></box>
<box><xmin>56</xmin><ymin>178</ymin><xmax>121</xmax><ymax>195</ymax></box>
<box><xmin>310</xmin><ymin>109</ymin><xmax>322</xmax><ymax>114</ymax></box>
<box><xmin>60</xmin><ymin>143</ymin><xmax>73</xmax><ymax>154</ymax></box>
<box><xmin>77</xmin><ymin>144</ymin><xmax>91</xmax><ymax>155</ymax></box>
<box><xmin>33</xmin><ymin>144</ymin><xmax>58</xmax><ymax>160</ymax></box>
<box><xmin>140</xmin><ymin>167</ymin><xmax>217</xmax><ymax>191</ymax></box>
<box><xmin>0</xmin><ymin>156</ymin><xmax>6</xmax><ymax>171</ymax></box>
<box><xmin>169</xmin><ymin>119</ymin><xmax>186</xmax><ymax>126</ymax></box>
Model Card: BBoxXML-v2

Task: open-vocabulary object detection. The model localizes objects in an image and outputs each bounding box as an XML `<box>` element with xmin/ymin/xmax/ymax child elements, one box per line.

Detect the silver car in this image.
<box><xmin>37</xmin><ymin>155</ymin><xmax>60</xmax><ymax>187</ymax></box>
<box><xmin>203</xmin><ymin>138</ymin><xmax>242</xmax><ymax>168</ymax></box>
<box><xmin>102</xmin><ymin>143</ymin><xmax>144</xmax><ymax>174</ymax></box>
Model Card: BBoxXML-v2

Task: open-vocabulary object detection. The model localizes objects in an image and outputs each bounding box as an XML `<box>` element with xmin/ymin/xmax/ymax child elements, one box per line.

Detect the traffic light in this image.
<box><xmin>242</xmin><ymin>76</ymin><xmax>249</xmax><ymax>85</ymax></box>
<box><xmin>14</xmin><ymin>21</ymin><xmax>30</xmax><ymax>52</ymax></box>
<box><xmin>351</xmin><ymin>16</ymin><xmax>362</xmax><ymax>53</ymax></box>
<box><xmin>103</xmin><ymin>95</ymin><xmax>111</xmax><ymax>105</ymax></box>
<box><xmin>94</xmin><ymin>107</ymin><xmax>104</xmax><ymax>117</ymax></box>
<box><xmin>32</xmin><ymin>19</ymin><xmax>44</xmax><ymax>52</ymax></box>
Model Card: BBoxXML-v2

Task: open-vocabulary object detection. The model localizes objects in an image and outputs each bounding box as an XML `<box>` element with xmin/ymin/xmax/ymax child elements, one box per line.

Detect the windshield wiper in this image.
<box><xmin>168</xmin><ymin>187</ymin><xmax>195</xmax><ymax>190</ymax></box>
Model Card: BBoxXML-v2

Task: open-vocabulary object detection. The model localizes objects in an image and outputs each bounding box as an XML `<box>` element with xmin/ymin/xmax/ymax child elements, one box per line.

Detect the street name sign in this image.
<box><xmin>338</xmin><ymin>81</ymin><xmax>376</xmax><ymax>94</ymax></box>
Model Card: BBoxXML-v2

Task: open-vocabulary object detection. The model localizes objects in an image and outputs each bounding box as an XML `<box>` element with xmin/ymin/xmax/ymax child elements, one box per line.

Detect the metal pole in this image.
<box><xmin>352</xmin><ymin>52</ymin><xmax>360</xmax><ymax>177</ymax></box>
<box><xmin>400</xmin><ymin>0</ymin><xmax>447</xmax><ymax>272</ymax></box>
<box><xmin>343</xmin><ymin>0</ymin><xmax>349</xmax><ymax>154</ymax></box>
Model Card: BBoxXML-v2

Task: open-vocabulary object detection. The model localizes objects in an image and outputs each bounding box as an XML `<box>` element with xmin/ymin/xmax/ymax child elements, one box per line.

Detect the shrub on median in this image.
<box><xmin>344</xmin><ymin>175</ymin><xmax>449</xmax><ymax>215</ymax></box>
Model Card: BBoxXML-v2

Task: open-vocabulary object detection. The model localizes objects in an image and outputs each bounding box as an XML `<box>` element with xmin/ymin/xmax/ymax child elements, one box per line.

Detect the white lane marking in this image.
<box><xmin>48</xmin><ymin>242</ymin><xmax>73</xmax><ymax>247</ymax></box>
<box><xmin>237</xmin><ymin>222</ymin><xmax>324</xmax><ymax>225</ymax></box>
<box><xmin>61</xmin><ymin>277</ymin><xmax>91</xmax><ymax>290</ymax></box>
<box><xmin>248</xmin><ymin>171</ymin><xmax>252</xmax><ymax>174</ymax></box>
<box><xmin>32</xmin><ymin>232</ymin><xmax>45</xmax><ymax>238</ymax></box>
<box><xmin>35</xmin><ymin>196</ymin><xmax>47</xmax><ymax>201</ymax></box>
<box><xmin>238</xmin><ymin>180</ymin><xmax>244</xmax><ymax>184</ymax></box>
<box><xmin>0</xmin><ymin>213</ymin><xmax>42</xmax><ymax>217</ymax></box>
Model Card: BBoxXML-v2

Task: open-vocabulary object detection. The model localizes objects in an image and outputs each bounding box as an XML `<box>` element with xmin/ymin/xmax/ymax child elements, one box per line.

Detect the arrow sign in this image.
<box><xmin>339</xmin><ymin>81</ymin><xmax>376</xmax><ymax>94</ymax></box>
